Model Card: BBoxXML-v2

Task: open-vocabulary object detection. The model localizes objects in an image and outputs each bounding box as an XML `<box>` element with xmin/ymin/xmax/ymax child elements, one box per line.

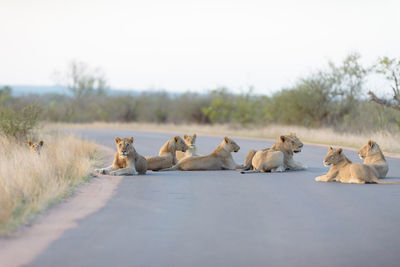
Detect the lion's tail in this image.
<box><xmin>240</xmin><ymin>170</ymin><xmax>260</xmax><ymax>174</ymax></box>
<box><xmin>243</xmin><ymin>149</ymin><xmax>256</xmax><ymax>171</ymax></box>
<box><xmin>374</xmin><ymin>178</ymin><xmax>400</xmax><ymax>184</ymax></box>
<box><xmin>157</xmin><ymin>165</ymin><xmax>179</xmax><ymax>172</ymax></box>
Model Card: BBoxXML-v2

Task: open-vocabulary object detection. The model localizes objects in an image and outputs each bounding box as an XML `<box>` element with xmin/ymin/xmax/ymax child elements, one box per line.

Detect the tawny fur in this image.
<box><xmin>160</xmin><ymin>137</ymin><xmax>242</xmax><ymax>171</ymax></box>
<box><xmin>315</xmin><ymin>146</ymin><xmax>398</xmax><ymax>184</ymax></box>
<box><xmin>145</xmin><ymin>136</ymin><xmax>188</xmax><ymax>171</ymax></box>
<box><xmin>96</xmin><ymin>137</ymin><xmax>147</xmax><ymax>175</ymax></box>
<box><xmin>358</xmin><ymin>140</ymin><xmax>388</xmax><ymax>178</ymax></box>
<box><xmin>28</xmin><ymin>140</ymin><xmax>44</xmax><ymax>155</ymax></box>
<box><xmin>242</xmin><ymin>133</ymin><xmax>306</xmax><ymax>173</ymax></box>
<box><xmin>176</xmin><ymin>134</ymin><xmax>199</xmax><ymax>161</ymax></box>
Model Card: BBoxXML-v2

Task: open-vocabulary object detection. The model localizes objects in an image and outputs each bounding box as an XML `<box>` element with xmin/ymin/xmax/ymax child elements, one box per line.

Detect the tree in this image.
<box><xmin>52</xmin><ymin>60</ymin><xmax>109</xmax><ymax>121</ymax></box>
<box><xmin>0</xmin><ymin>86</ymin><xmax>12</xmax><ymax>105</ymax></box>
<box><xmin>54</xmin><ymin>60</ymin><xmax>108</xmax><ymax>100</ymax></box>
<box><xmin>324</xmin><ymin>52</ymin><xmax>369</xmax><ymax>120</ymax></box>
<box><xmin>266</xmin><ymin>52</ymin><xmax>368</xmax><ymax>127</ymax></box>
<box><xmin>369</xmin><ymin>57</ymin><xmax>400</xmax><ymax>111</ymax></box>
<box><xmin>201</xmin><ymin>88</ymin><xmax>236</xmax><ymax>124</ymax></box>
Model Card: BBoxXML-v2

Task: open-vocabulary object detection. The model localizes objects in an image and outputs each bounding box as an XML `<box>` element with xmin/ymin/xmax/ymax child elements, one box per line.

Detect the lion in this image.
<box><xmin>358</xmin><ymin>140</ymin><xmax>388</xmax><ymax>178</ymax></box>
<box><xmin>96</xmin><ymin>137</ymin><xmax>147</xmax><ymax>175</ymax></box>
<box><xmin>28</xmin><ymin>140</ymin><xmax>44</xmax><ymax>154</ymax></box>
<box><xmin>241</xmin><ymin>133</ymin><xmax>306</xmax><ymax>173</ymax></box>
<box><xmin>241</xmin><ymin>149</ymin><xmax>285</xmax><ymax>173</ymax></box>
<box><xmin>315</xmin><ymin>146</ymin><xmax>398</xmax><ymax>184</ymax></box>
<box><xmin>160</xmin><ymin>136</ymin><xmax>241</xmax><ymax>171</ymax></box>
<box><xmin>145</xmin><ymin>136</ymin><xmax>188</xmax><ymax>171</ymax></box>
<box><xmin>176</xmin><ymin>134</ymin><xmax>200</xmax><ymax>161</ymax></box>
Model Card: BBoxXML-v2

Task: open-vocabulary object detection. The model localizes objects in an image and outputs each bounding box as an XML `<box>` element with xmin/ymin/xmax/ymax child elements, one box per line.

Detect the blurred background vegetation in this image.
<box><xmin>1</xmin><ymin>53</ymin><xmax>400</xmax><ymax>141</ymax></box>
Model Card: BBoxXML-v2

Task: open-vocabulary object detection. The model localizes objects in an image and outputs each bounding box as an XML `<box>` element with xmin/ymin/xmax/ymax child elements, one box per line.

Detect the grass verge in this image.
<box><xmin>49</xmin><ymin>122</ymin><xmax>400</xmax><ymax>155</ymax></box>
<box><xmin>0</xmin><ymin>131</ymin><xmax>101</xmax><ymax>236</ymax></box>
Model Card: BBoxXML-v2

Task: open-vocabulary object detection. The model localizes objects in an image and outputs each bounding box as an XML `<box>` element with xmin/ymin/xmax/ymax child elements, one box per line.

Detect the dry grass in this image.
<box><xmin>50</xmin><ymin>122</ymin><xmax>400</xmax><ymax>155</ymax></box>
<box><xmin>0</xmin><ymin>132</ymin><xmax>101</xmax><ymax>235</ymax></box>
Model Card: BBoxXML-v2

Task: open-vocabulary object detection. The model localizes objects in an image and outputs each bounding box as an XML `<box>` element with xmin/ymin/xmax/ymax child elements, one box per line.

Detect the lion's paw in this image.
<box><xmin>273</xmin><ymin>166</ymin><xmax>285</xmax><ymax>172</ymax></box>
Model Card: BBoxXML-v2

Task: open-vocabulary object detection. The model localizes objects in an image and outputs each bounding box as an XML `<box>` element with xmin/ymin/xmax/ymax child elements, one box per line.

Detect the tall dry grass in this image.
<box><xmin>51</xmin><ymin>122</ymin><xmax>400</xmax><ymax>154</ymax></box>
<box><xmin>0</xmin><ymin>133</ymin><xmax>100</xmax><ymax>235</ymax></box>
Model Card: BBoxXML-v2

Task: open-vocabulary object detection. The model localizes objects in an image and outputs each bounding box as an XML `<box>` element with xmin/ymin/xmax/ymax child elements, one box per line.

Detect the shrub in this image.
<box><xmin>0</xmin><ymin>105</ymin><xmax>40</xmax><ymax>141</ymax></box>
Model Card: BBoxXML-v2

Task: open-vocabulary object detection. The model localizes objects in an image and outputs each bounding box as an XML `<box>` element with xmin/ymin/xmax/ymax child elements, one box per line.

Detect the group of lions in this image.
<box><xmin>92</xmin><ymin>133</ymin><xmax>393</xmax><ymax>184</ymax></box>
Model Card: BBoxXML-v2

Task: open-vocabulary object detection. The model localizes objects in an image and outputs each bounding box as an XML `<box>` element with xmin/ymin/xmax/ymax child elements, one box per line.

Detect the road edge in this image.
<box><xmin>0</xmin><ymin>144</ymin><xmax>121</xmax><ymax>267</ymax></box>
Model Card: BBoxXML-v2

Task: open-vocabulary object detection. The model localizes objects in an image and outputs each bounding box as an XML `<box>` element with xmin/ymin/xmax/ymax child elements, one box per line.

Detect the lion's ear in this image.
<box><xmin>129</xmin><ymin>137</ymin><xmax>134</xmax><ymax>143</ymax></box>
<box><xmin>280</xmin><ymin>136</ymin><xmax>286</xmax><ymax>142</ymax></box>
<box><xmin>174</xmin><ymin>136</ymin><xmax>179</xmax><ymax>142</ymax></box>
<box><xmin>39</xmin><ymin>140</ymin><xmax>44</xmax><ymax>146</ymax></box>
<box><xmin>338</xmin><ymin>148</ymin><xmax>343</xmax><ymax>154</ymax></box>
<box><xmin>224</xmin><ymin>136</ymin><xmax>230</xmax><ymax>143</ymax></box>
<box><xmin>368</xmin><ymin>140</ymin><xmax>373</xmax><ymax>147</ymax></box>
<box><xmin>193</xmin><ymin>133</ymin><xmax>196</xmax><ymax>139</ymax></box>
<box><xmin>115</xmin><ymin>137</ymin><xmax>121</xmax><ymax>143</ymax></box>
<box><xmin>328</xmin><ymin>146</ymin><xmax>333</xmax><ymax>151</ymax></box>
<box><xmin>184</xmin><ymin>134</ymin><xmax>188</xmax><ymax>139</ymax></box>
<box><xmin>28</xmin><ymin>141</ymin><xmax>33</xmax><ymax>146</ymax></box>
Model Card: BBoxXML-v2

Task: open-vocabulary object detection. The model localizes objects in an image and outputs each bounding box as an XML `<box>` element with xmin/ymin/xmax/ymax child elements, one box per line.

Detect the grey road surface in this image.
<box><xmin>30</xmin><ymin>129</ymin><xmax>400</xmax><ymax>267</ymax></box>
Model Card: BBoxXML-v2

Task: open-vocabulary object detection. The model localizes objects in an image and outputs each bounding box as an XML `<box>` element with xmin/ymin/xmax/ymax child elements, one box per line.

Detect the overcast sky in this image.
<box><xmin>1</xmin><ymin>0</ymin><xmax>399</xmax><ymax>94</ymax></box>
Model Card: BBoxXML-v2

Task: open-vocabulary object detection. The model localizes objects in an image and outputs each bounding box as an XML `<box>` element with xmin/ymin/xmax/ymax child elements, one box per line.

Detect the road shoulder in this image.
<box><xmin>0</xmin><ymin>144</ymin><xmax>121</xmax><ymax>267</ymax></box>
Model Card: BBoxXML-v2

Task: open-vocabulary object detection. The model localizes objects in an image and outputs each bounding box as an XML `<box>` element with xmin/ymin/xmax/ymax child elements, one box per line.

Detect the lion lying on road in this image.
<box><xmin>315</xmin><ymin>146</ymin><xmax>397</xmax><ymax>184</ymax></box>
<box><xmin>358</xmin><ymin>140</ymin><xmax>388</xmax><ymax>178</ymax></box>
<box><xmin>160</xmin><ymin>136</ymin><xmax>241</xmax><ymax>171</ymax></box>
<box><xmin>146</xmin><ymin>136</ymin><xmax>188</xmax><ymax>171</ymax></box>
<box><xmin>96</xmin><ymin>137</ymin><xmax>147</xmax><ymax>175</ymax></box>
<box><xmin>28</xmin><ymin>140</ymin><xmax>44</xmax><ymax>154</ymax></box>
<box><xmin>176</xmin><ymin>134</ymin><xmax>200</xmax><ymax>161</ymax></box>
<box><xmin>242</xmin><ymin>149</ymin><xmax>285</xmax><ymax>173</ymax></box>
<box><xmin>242</xmin><ymin>133</ymin><xmax>306</xmax><ymax>173</ymax></box>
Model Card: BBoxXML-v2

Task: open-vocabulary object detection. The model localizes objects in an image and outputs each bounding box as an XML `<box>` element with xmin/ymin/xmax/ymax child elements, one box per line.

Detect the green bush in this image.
<box><xmin>0</xmin><ymin>105</ymin><xmax>40</xmax><ymax>141</ymax></box>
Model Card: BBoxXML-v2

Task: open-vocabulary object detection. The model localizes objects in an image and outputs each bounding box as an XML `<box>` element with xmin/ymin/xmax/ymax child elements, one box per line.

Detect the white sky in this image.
<box><xmin>1</xmin><ymin>0</ymin><xmax>399</xmax><ymax>94</ymax></box>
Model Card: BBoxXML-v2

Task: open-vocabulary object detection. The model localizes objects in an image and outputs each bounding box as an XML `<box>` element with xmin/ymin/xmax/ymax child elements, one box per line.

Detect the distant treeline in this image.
<box><xmin>1</xmin><ymin>53</ymin><xmax>400</xmax><ymax>139</ymax></box>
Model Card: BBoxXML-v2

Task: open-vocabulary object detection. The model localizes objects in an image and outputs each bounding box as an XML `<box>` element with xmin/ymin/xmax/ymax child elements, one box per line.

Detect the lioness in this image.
<box><xmin>242</xmin><ymin>133</ymin><xmax>306</xmax><ymax>173</ymax></box>
<box><xmin>176</xmin><ymin>134</ymin><xmax>200</xmax><ymax>161</ymax></box>
<box><xmin>28</xmin><ymin>140</ymin><xmax>44</xmax><ymax>154</ymax></box>
<box><xmin>160</xmin><ymin>137</ymin><xmax>241</xmax><ymax>171</ymax></box>
<box><xmin>96</xmin><ymin>137</ymin><xmax>147</xmax><ymax>175</ymax></box>
<box><xmin>241</xmin><ymin>149</ymin><xmax>285</xmax><ymax>173</ymax></box>
<box><xmin>358</xmin><ymin>140</ymin><xmax>388</xmax><ymax>178</ymax></box>
<box><xmin>315</xmin><ymin>146</ymin><xmax>398</xmax><ymax>184</ymax></box>
<box><xmin>146</xmin><ymin>136</ymin><xmax>188</xmax><ymax>171</ymax></box>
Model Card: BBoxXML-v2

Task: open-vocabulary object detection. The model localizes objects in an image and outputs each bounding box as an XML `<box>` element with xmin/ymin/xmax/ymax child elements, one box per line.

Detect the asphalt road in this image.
<box><xmin>30</xmin><ymin>129</ymin><xmax>400</xmax><ymax>267</ymax></box>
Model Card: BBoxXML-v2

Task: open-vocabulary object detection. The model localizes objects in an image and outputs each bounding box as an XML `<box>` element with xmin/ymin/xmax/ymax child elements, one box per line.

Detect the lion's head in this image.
<box><xmin>359</xmin><ymin>140</ymin><xmax>384</xmax><ymax>160</ymax></box>
<box><xmin>323</xmin><ymin>146</ymin><xmax>344</xmax><ymax>166</ymax></box>
<box><xmin>115</xmin><ymin>137</ymin><xmax>136</xmax><ymax>158</ymax></box>
<box><xmin>28</xmin><ymin>140</ymin><xmax>44</xmax><ymax>154</ymax></box>
<box><xmin>173</xmin><ymin>136</ymin><xmax>188</xmax><ymax>152</ymax></box>
<box><xmin>279</xmin><ymin>133</ymin><xmax>303</xmax><ymax>154</ymax></box>
<box><xmin>183</xmin><ymin>134</ymin><xmax>197</xmax><ymax>148</ymax></box>
<box><xmin>223</xmin><ymin>136</ymin><xmax>240</xmax><ymax>153</ymax></box>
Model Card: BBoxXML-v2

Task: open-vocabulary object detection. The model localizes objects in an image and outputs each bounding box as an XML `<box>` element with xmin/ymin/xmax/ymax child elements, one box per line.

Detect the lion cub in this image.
<box><xmin>358</xmin><ymin>140</ymin><xmax>388</xmax><ymax>178</ymax></box>
<box><xmin>146</xmin><ymin>136</ymin><xmax>188</xmax><ymax>171</ymax></box>
<box><xmin>161</xmin><ymin>137</ymin><xmax>241</xmax><ymax>171</ymax></box>
<box><xmin>176</xmin><ymin>134</ymin><xmax>199</xmax><ymax>161</ymax></box>
<box><xmin>315</xmin><ymin>146</ymin><xmax>397</xmax><ymax>184</ymax></box>
<box><xmin>242</xmin><ymin>133</ymin><xmax>306</xmax><ymax>173</ymax></box>
<box><xmin>97</xmin><ymin>137</ymin><xmax>147</xmax><ymax>175</ymax></box>
<box><xmin>28</xmin><ymin>140</ymin><xmax>44</xmax><ymax>154</ymax></box>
